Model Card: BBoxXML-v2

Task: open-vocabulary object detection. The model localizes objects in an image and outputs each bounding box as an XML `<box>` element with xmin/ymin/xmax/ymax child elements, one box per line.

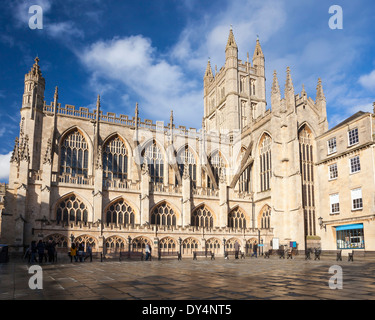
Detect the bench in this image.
<box><xmin>193</xmin><ymin>251</ymin><xmax>215</xmax><ymax>260</ymax></box>
<box><xmin>264</xmin><ymin>249</ymin><xmax>273</xmax><ymax>258</ymax></box>
<box><xmin>305</xmin><ymin>248</ymin><xmax>313</xmax><ymax>260</ymax></box>
<box><xmin>277</xmin><ymin>249</ymin><xmax>286</xmax><ymax>259</ymax></box>
<box><xmin>119</xmin><ymin>251</ymin><xmax>144</xmax><ymax>261</ymax></box>
<box><xmin>348</xmin><ymin>250</ymin><xmax>354</xmax><ymax>262</ymax></box>
<box><xmin>336</xmin><ymin>250</ymin><xmax>342</xmax><ymax>261</ymax></box>
<box><xmin>158</xmin><ymin>251</ymin><xmax>181</xmax><ymax>260</ymax></box>
<box><xmin>314</xmin><ymin>248</ymin><xmax>322</xmax><ymax>260</ymax></box>
<box><xmin>224</xmin><ymin>251</ymin><xmax>245</xmax><ymax>259</ymax></box>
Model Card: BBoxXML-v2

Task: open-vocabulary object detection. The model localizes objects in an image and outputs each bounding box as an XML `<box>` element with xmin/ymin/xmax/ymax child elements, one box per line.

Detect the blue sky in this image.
<box><xmin>0</xmin><ymin>0</ymin><xmax>375</xmax><ymax>182</ymax></box>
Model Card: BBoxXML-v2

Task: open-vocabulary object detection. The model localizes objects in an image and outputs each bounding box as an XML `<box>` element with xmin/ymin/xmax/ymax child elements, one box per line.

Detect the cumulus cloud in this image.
<box><xmin>78</xmin><ymin>35</ymin><xmax>202</xmax><ymax>127</ymax></box>
<box><xmin>359</xmin><ymin>70</ymin><xmax>375</xmax><ymax>91</ymax></box>
<box><xmin>0</xmin><ymin>152</ymin><xmax>12</xmax><ymax>182</ymax></box>
<box><xmin>10</xmin><ymin>0</ymin><xmax>83</xmax><ymax>40</ymax></box>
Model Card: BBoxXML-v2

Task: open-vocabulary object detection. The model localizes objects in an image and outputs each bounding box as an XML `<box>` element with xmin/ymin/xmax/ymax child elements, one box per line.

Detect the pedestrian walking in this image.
<box><xmin>30</xmin><ymin>241</ymin><xmax>37</xmax><ymax>263</ymax></box>
<box><xmin>78</xmin><ymin>243</ymin><xmax>84</xmax><ymax>262</ymax></box>
<box><xmin>69</xmin><ymin>243</ymin><xmax>78</xmax><ymax>262</ymax></box>
<box><xmin>84</xmin><ymin>243</ymin><xmax>92</xmax><ymax>262</ymax></box>
<box><xmin>234</xmin><ymin>242</ymin><xmax>240</xmax><ymax>259</ymax></box>
<box><xmin>251</xmin><ymin>242</ymin><xmax>258</xmax><ymax>258</ymax></box>
<box><xmin>145</xmin><ymin>243</ymin><xmax>151</xmax><ymax>261</ymax></box>
<box><xmin>47</xmin><ymin>240</ymin><xmax>56</xmax><ymax>263</ymax></box>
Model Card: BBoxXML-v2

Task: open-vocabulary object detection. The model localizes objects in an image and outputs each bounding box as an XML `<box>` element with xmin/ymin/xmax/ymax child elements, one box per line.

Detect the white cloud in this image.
<box><xmin>359</xmin><ymin>70</ymin><xmax>375</xmax><ymax>91</ymax></box>
<box><xmin>10</xmin><ymin>0</ymin><xmax>83</xmax><ymax>40</ymax></box>
<box><xmin>79</xmin><ymin>35</ymin><xmax>202</xmax><ymax>127</ymax></box>
<box><xmin>0</xmin><ymin>152</ymin><xmax>12</xmax><ymax>181</ymax></box>
<box><xmin>45</xmin><ymin>21</ymin><xmax>84</xmax><ymax>39</ymax></box>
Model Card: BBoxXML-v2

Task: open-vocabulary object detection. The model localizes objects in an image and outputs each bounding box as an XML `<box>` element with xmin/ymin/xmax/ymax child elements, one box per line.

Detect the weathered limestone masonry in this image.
<box><xmin>2</xmin><ymin>29</ymin><xmax>375</xmax><ymax>256</ymax></box>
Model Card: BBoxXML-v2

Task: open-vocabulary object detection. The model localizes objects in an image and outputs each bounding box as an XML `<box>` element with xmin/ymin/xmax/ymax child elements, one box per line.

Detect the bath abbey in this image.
<box><xmin>1</xmin><ymin>28</ymin><xmax>375</xmax><ymax>257</ymax></box>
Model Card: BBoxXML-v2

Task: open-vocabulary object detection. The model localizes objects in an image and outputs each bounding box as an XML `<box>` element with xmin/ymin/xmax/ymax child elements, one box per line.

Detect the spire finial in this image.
<box><xmin>170</xmin><ymin>110</ymin><xmax>174</xmax><ymax>127</ymax></box>
<box><xmin>226</xmin><ymin>26</ymin><xmax>237</xmax><ymax>49</ymax></box>
<box><xmin>96</xmin><ymin>94</ymin><xmax>100</xmax><ymax>108</ymax></box>
<box><xmin>272</xmin><ymin>70</ymin><xmax>280</xmax><ymax>95</ymax></box>
<box><xmin>316</xmin><ymin>78</ymin><xmax>325</xmax><ymax>102</ymax></box>
<box><xmin>285</xmin><ymin>66</ymin><xmax>294</xmax><ymax>92</ymax></box>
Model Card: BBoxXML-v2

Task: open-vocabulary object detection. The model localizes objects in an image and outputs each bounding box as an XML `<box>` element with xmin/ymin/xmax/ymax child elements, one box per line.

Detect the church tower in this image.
<box><xmin>19</xmin><ymin>57</ymin><xmax>46</xmax><ymax>171</ymax></box>
<box><xmin>203</xmin><ymin>28</ymin><xmax>267</xmax><ymax>133</ymax></box>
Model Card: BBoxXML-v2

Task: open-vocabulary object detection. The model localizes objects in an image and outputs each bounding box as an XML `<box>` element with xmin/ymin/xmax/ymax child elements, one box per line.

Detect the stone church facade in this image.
<box><xmin>2</xmin><ymin>28</ymin><xmax>375</xmax><ymax>256</ymax></box>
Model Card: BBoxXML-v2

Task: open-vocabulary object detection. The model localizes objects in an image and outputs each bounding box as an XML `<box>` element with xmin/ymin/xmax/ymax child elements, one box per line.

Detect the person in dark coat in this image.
<box><xmin>37</xmin><ymin>240</ymin><xmax>45</xmax><ymax>264</ymax></box>
<box><xmin>30</xmin><ymin>241</ymin><xmax>37</xmax><ymax>263</ymax></box>
<box><xmin>234</xmin><ymin>242</ymin><xmax>240</xmax><ymax>259</ymax></box>
<box><xmin>47</xmin><ymin>240</ymin><xmax>56</xmax><ymax>263</ymax></box>
<box><xmin>251</xmin><ymin>242</ymin><xmax>258</xmax><ymax>258</ymax></box>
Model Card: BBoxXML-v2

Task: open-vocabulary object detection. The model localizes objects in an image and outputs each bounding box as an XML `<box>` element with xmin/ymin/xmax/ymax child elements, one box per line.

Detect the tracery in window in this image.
<box><xmin>143</xmin><ymin>141</ymin><xmax>164</xmax><ymax>183</ymax></box>
<box><xmin>208</xmin><ymin>150</ymin><xmax>226</xmax><ymax>189</ymax></box>
<box><xmin>56</xmin><ymin>194</ymin><xmax>88</xmax><ymax>225</ymax></box>
<box><xmin>228</xmin><ymin>207</ymin><xmax>246</xmax><ymax>229</ymax></box>
<box><xmin>150</xmin><ymin>202</ymin><xmax>176</xmax><ymax>227</ymax></box>
<box><xmin>191</xmin><ymin>205</ymin><xmax>214</xmax><ymax>229</ymax></box>
<box><xmin>259</xmin><ymin>133</ymin><xmax>272</xmax><ymax>192</ymax></box>
<box><xmin>60</xmin><ymin>129</ymin><xmax>89</xmax><ymax>180</ymax></box>
<box><xmin>105</xmin><ymin>199</ymin><xmax>135</xmax><ymax>227</ymax></box>
<box><xmin>176</xmin><ymin>146</ymin><xmax>197</xmax><ymax>188</ymax></box>
<box><xmin>103</xmin><ymin>136</ymin><xmax>128</xmax><ymax>181</ymax></box>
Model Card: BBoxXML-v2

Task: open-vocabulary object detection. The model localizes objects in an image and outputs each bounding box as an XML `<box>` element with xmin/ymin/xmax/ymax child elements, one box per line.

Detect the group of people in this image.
<box><xmin>69</xmin><ymin>242</ymin><xmax>93</xmax><ymax>262</ymax></box>
<box><xmin>232</xmin><ymin>242</ymin><xmax>258</xmax><ymax>259</ymax></box>
<box><xmin>25</xmin><ymin>239</ymin><xmax>57</xmax><ymax>264</ymax></box>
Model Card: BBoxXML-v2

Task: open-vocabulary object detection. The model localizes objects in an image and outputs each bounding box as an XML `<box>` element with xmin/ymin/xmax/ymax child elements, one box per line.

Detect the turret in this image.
<box><xmin>252</xmin><ymin>37</ymin><xmax>265</xmax><ymax>77</ymax></box>
<box><xmin>271</xmin><ymin>70</ymin><xmax>281</xmax><ymax>113</ymax></box>
<box><xmin>20</xmin><ymin>57</ymin><xmax>46</xmax><ymax>171</ymax></box>
<box><xmin>203</xmin><ymin>59</ymin><xmax>214</xmax><ymax>91</ymax></box>
<box><xmin>284</xmin><ymin>67</ymin><xmax>295</xmax><ymax>112</ymax></box>
<box><xmin>22</xmin><ymin>57</ymin><xmax>45</xmax><ymax>115</ymax></box>
<box><xmin>315</xmin><ymin>78</ymin><xmax>328</xmax><ymax>130</ymax></box>
<box><xmin>251</xmin><ymin>37</ymin><xmax>267</xmax><ymax>119</ymax></box>
<box><xmin>225</xmin><ymin>26</ymin><xmax>238</xmax><ymax>69</ymax></box>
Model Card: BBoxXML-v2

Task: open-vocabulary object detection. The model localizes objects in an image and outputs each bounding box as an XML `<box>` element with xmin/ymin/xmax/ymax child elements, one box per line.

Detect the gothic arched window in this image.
<box><xmin>159</xmin><ymin>237</ymin><xmax>177</xmax><ymax>253</ymax></box>
<box><xmin>105</xmin><ymin>199</ymin><xmax>135</xmax><ymax>227</ymax></box>
<box><xmin>103</xmin><ymin>136</ymin><xmax>128</xmax><ymax>181</ymax></box>
<box><xmin>206</xmin><ymin>238</ymin><xmax>221</xmax><ymax>255</ymax></box>
<box><xmin>143</xmin><ymin>141</ymin><xmax>164</xmax><ymax>183</ymax></box>
<box><xmin>56</xmin><ymin>194</ymin><xmax>88</xmax><ymax>225</ymax></box>
<box><xmin>60</xmin><ymin>129</ymin><xmax>89</xmax><ymax>180</ymax></box>
<box><xmin>105</xmin><ymin>236</ymin><xmax>126</xmax><ymax>253</ymax></box>
<box><xmin>259</xmin><ymin>134</ymin><xmax>272</xmax><ymax>192</ymax></box>
<box><xmin>132</xmin><ymin>237</ymin><xmax>152</xmax><ymax>252</ymax></box>
<box><xmin>176</xmin><ymin>146</ymin><xmax>197</xmax><ymax>188</ymax></box>
<box><xmin>191</xmin><ymin>205</ymin><xmax>214</xmax><ymax>229</ymax></box>
<box><xmin>208</xmin><ymin>151</ymin><xmax>225</xmax><ymax>189</ymax></box>
<box><xmin>260</xmin><ymin>206</ymin><xmax>271</xmax><ymax>229</ymax></box>
<box><xmin>228</xmin><ymin>207</ymin><xmax>246</xmax><ymax>230</ymax></box>
<box><xmin>150</xmin><ymin>202</ymin><xmax>176</xmax><ymax>227</ymax></box>
<box><xmin>299</xmin><ymin>125</ymin><xmax>316</xmax><ymax>236</ymax></box>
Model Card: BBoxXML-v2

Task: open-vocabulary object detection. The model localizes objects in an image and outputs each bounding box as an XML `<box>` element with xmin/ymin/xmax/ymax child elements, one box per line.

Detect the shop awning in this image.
<box><xmin>335</xmin><ymin>223</ymin><xmax>363</xmax><ymax>231</ymax></box>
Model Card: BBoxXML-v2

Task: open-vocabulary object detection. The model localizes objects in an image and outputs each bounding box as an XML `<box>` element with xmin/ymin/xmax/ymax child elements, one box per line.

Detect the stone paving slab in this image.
<box><xmin>0</xmin><ymin>255</ymin><xmax>375</xmax><ymax>301</ymax></box>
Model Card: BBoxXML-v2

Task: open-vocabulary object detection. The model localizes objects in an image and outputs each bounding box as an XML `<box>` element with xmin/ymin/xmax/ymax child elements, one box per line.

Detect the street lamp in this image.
<box><xmin>318</xmin><ymin>217</ymin><xmax>326</xmax><ymax>231</ymax></box>
<box><xmin>127</xmin><ymin>236</ymin><xmax>132</xmax><ymax>259</ymax></box>
<box><xmin>223</xmin><ymin>238</ymin><xmax>226</xmax><ymax>257</ymax></box>
<box><xmin>178</xmin><ymin>237</ymin><xmax>182</xmax><ymax>260</ymax></box>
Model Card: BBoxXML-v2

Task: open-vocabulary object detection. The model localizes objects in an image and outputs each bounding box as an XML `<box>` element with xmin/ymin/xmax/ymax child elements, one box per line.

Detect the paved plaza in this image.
<box><xmin>1</xmin><ymin>253</ymin><xmax>375</xmax><ymax>301</ymax></box>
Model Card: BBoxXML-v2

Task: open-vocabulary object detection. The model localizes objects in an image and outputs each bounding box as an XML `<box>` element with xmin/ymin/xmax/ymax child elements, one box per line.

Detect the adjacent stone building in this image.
<box><xmin>2</xmin><ymin>28</ymin><xmax>374</xmax><ymax>256</ymax></box>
